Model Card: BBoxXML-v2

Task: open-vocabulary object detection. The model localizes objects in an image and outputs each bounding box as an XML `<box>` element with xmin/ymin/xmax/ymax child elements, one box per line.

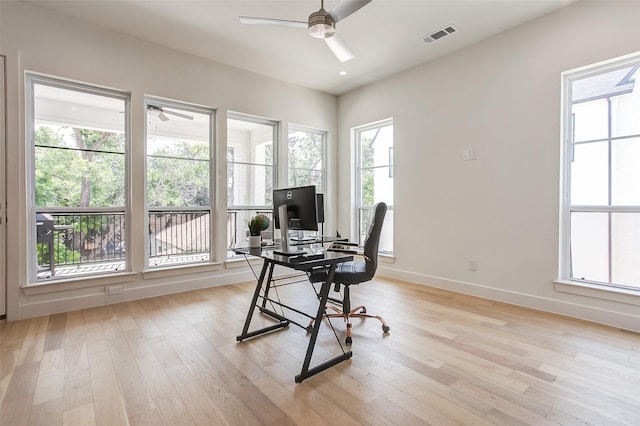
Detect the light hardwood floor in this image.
<box><xmin>1</xmin><ymin>277</ymin><xmax>639</xmax><ymax>425</ymax></box>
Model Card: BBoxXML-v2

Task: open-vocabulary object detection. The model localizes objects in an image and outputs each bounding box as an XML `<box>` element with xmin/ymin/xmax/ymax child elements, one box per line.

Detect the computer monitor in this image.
<box><xmin>272</xmin><ymin>185</ymin><xmax>318</xmax><ymax>255</ymax></box>
<box><xmin>273</xmin><ymin>185</ymin><xmax>318</xmax><ymax>231</ymax></box>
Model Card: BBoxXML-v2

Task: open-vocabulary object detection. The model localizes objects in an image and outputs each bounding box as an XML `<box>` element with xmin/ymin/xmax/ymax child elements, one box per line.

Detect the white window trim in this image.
<box><xmin>353</xmin><ymin>118</ymin><xmax>394</xmax><ymax>252</ymax></box>
<box><xmin>25</xmin><ymin>73</ymin><xmax>131</xmax><ymax>285</ymax></box>
<box><xmin>227</xmin><ymin>112</ymin><xmax>279</xmax><ymax>255</ymax></box>
<box><xmin>143</xmin><ymin>96</ymin><xmax>216</xmax><ymax>269</ymax></box>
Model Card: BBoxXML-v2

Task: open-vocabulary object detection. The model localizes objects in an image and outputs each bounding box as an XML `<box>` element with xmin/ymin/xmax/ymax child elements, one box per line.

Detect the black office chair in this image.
<box><xmin>309</xmin><ymin>202</ymin><xmax>390</xmax><ymax>345</ymax></box>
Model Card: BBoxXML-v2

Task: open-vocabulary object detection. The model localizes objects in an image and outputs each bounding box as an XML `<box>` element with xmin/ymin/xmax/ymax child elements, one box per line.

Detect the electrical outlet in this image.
<box><xmin>468</xmin><ymin>259</ymin><xmax>478</xmax><ymax>271</ymax></box>
<box><xmin>462</xmin><ymin>149</ymin><xmax>470</xmax><ymax>161</ymax></box>
<box><xmin>106</xmin><ymin>285</ymin><xmax>123</xmax><ymax>296</ymax></box>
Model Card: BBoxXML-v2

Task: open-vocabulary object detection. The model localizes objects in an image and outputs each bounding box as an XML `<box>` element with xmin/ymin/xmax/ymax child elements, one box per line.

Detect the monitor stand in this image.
<box><xmin>273</xmin><ymin>204</ymin><xmax>307</xmax><ymax>256</ymax></box>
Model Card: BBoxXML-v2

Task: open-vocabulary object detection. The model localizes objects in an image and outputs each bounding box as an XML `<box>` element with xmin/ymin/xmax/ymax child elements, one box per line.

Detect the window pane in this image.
<box><xmin>374</xmin><ymin>166</ymin><xmax>394</xmax><ymax>205</ymax></box>
<box><xmin>289</xmin><ymin>168</ymin><xmax>323</xmax><ymax>190</ymax></box>
<box><xmin>33</xmin><ymin>104</ymin><xmax>126</xmax><ymax>209</ymax></box>
<box><xmin>228</xmin><ymin>209</ymin><xmax>273</xmax><ymax>250</ymax></box>
<box><xmin>35</xmin><ymin>145</ymin><xmax>125</xmax><ymax>208</ymax></box>
<box><xmin>360</xmin><ymin>168</ymin><xmax>374</xmax><ymax>205</ymax></box>
<box><xmin>356</xmin><ymin>120</ymin><xmax>393</xmax><ymax>254</ymax></box>
<box><xmin>228</xmin><ymin>119</ymin><xmax>274</xmax><ymax>166</ymax></box>
<box><xmin>32</xmin><ymin>78</ymin><xmax>128</xmax><ymax>280</ymax></box>
<box><xmin>570</xmin><ymin>212</ymin><xmax>609</xmax><ymax>283</ymax></box>
<box><xmin>611</xmin><ymin>81</ymin><xmax>640</xmax><ymax>138</ymax></box>
<box><xmin>145</xmin><ymin>101</ymin><xmax>213</xmax><ymax>268</ymax></box>
<box><xmin>148</xmin><ymin>211</ymin><xmax>210</xmax><ymax>267</ymax></box>
<box><xmin>227</xmin><ymin>116</ymin><xmax>276</xmax><ymax>254</ymax></box>
<box><xmin>611</xmin><ymin>137</ymin><xmax>640</xmax><ymax>206</ymax></box>
<box><xmin>611</xmin><ymin>213</ymin><xmax>640</xmax><ymax>288</ymax></box>
<box><xmin>571</xmin><ymin>99</ymin><xmax>608</xmax><ymax>142</ymax></box>
<box><xmin>358</xmin><ymin>208</ymin><xmax>393</xmax><ymax>252</ymax></box>
<box><xmin>571</xmin><ymin>141</ymin><xmax>608</xmax><ymax>205</ymax></box>
<box><xmin>360</xmin><ymin>166</ymin><xmax>394</xmax><ymax>206</ymax></box>
<box><xmin>229</xmin><ymin>163</ymin><xmax>272</xmax><ymax>207</ymax></box>
<box><xmin>359</xmin><ymin>125</ymin><xmax>393</xmax><ymax>168</ymax></box>
<box><xmin>288</xmin><ymin>128</ymin><xmax>324</xmax><ymax>192</ymax></box>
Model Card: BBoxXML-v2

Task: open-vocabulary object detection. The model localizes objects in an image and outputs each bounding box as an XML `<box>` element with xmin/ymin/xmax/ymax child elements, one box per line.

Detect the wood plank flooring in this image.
<box><xmin>1</xmin><ymin>277</ymin><xmax>639</xmax><ymax>425</ymax></box>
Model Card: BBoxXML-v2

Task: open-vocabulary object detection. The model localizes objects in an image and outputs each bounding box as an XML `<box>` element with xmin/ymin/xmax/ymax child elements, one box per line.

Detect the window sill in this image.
<box><xmin>225</xmin><ymin>255</ymin><xmax>263</xmax><ymax>269</ymax></box>
<box><xmin>23</xmin><ymin>272</ymin><xmax>138</xmax><ymax>296</ymax></box>
<box><xmin>554</xmin><ymin>280</ymin><xmax>640</xmax><ymax>306</ymax></box>
<box><xmin>380</xmin><ymin>253</ymin><xmax>395</xmax><ymax>264</ymax></box>
<box><xmin>142</xmin><ymin>262</ymin><xmax>222</xmax><ymax>280</ymax></box>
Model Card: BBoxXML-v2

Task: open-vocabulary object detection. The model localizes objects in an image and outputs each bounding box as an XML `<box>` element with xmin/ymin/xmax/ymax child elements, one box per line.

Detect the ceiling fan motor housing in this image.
<box><xmin>308</xmin><ymin>9</ymin><xmax>335</xmax><ymax>38</ymax></box>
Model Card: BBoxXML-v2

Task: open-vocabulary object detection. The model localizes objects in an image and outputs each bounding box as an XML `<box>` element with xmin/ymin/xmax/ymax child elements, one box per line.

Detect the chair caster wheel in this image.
<box><xmin>361</xmin><ymin>307</ymin><xmax>367</xmax><ymax>314</ymax></box>
<box><xmin>382</xmin><ymin>325</ymin><xmax>390</xmax><ymax>333</ymax></box>
<box><xmin>345</xmin><ymin>337</ymin><xmax>352</xmax><ymax>346</ymax></box>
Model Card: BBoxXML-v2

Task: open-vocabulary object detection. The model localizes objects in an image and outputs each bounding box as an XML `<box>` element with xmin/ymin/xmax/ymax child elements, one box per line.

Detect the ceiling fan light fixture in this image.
<box><xmin>308</xmin><ymin>10</ymin><xmax>335</xmax><ymax>39</ymax></box>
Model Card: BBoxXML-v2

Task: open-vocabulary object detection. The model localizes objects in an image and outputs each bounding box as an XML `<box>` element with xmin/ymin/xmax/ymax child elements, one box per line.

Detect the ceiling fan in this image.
<box><xmin>147</xmin><ymin>104</ymin><xmax>194</xmax><ymax>121</ymax></box>
<box><xmin>239</xmin><ymin>0</ymin><xmax>372</xmax><ymax>63</ymax></box>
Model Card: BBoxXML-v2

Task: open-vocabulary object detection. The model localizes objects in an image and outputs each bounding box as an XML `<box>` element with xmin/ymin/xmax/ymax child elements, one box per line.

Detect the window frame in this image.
<box><xmin>26</xmin><ymin>73</ymin><xmax>131</xmax><ymax>283</ymax></box>
<box><xmin>560</xmin><ymin>53</ymin><xmax>640</xmax><ymax>293</ymax></box>
<box><xmin>144</xmin><ymin>97</ymin><xmax>215</xmax><ymax>268</ymax></box>
<box><xmin>226</xmin><ymin>112</ymin><xmax>279</xmax><ymax>254</ymax></box>
<box><xmin>354</xmin><ymin>118</ymin><xmax>394</xmax><ymax>254</ymax></box>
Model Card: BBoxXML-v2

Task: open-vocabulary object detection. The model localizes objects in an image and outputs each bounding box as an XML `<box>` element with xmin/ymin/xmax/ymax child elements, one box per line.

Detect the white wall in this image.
<box><xmin>338</xmin><ymin>1</ymin><xmax>640</xmax><ymax>332</ymax></box>
<box><xmin>0</xmin><ymin>1</ymin><xmax>338</xmax><ymax>320</ymax></box>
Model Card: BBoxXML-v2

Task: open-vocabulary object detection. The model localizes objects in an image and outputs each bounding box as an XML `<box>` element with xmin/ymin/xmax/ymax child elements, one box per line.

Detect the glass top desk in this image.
<box><xmin>233</xmin><ymin>241</ymin><xmax>353</xmax><ymax>383</ymax></box>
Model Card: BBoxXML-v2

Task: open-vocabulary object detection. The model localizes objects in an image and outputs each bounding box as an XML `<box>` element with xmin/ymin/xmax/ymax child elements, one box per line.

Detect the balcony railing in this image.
<box><xmin>35</xmin><ymin>208</ymin><xmax>274</xmax><ymax>279</ymax></box>
<box><xmin>36</xmin><ymin>211</ymin><xmax>126</xmax><ymax>278</ymax></box>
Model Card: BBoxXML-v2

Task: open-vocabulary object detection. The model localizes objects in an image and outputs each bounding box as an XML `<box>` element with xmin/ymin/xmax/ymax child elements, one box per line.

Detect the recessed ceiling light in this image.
<box><xmin>339</xmin><ymin>71</ymin><xmax>347</xmax><ymax>76</ymax></box>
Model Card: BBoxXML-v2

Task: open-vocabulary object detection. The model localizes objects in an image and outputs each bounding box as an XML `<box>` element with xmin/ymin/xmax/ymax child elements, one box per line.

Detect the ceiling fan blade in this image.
<box><xmin>158</xmin><ymin>112</ymin><xmax>170</xmax><ymax>122</ymax></box>
<box><xmin>163</xmin><ymin>109</ymin><xmax>194</xmax><ymax>120</ymax></box>
<box><xmin>328</xmin><ymin>0</ymin><xmax>372</xmax><ymax>23</ymax></box>
<box><xmin>325</xmin><ymin>35</ymin><xmax>355</xmax><ymax>63</ymax></box>
<box><xmin>239</xmin><ymin>16</ymin><xmax>307</xmax><ymax>28</ymax></box>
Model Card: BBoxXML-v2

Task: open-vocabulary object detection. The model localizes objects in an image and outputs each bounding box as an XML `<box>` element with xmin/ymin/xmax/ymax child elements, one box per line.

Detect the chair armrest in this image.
<box><xmin>328</xmin><ymin>242</ymin><xmax>369</xmax><ymax>260</ymax></box>
<box><xmin>329</xmin><ymin>242</ymin><xmax>362</xmax><ymax>251</ymax></box>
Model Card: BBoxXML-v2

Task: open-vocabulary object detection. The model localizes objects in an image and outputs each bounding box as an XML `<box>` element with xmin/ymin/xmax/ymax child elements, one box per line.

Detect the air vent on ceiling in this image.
<box><xmin>422</xmin><ymin>25</ymin><xmax>458</xmax><ymax>43</ymax></box>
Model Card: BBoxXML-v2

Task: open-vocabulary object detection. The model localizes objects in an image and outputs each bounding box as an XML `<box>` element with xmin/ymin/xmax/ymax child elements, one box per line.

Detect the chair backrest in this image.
<box><xmin>362</xmin><ymin>202</ymin><xmax>387</xmax><ymax>279</ymax></box>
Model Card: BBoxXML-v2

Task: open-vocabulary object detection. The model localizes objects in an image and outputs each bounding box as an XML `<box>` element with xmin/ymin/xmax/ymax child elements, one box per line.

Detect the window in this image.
<box><xmin>288</xmin><ymin>125</ymin><xmax>325</xmax><ymax>193</ymax></box>
<box><xmin>355</xmin><ymin>119</ymin><xmax>393</xmax><ymax>254</ymax></box>
<box><xmin>561</xmin><ymin>55</ymin><xmax>640</xmax><ymax>291</ymax></box>
<box><xmin>28</xmin><ymin>75</ymin><xmax>129</xmax><ymax>281</ymax></box>
<box><xmin>227</xmin><ymin>114</ymin><xmax>276</xmax><ymax>254</ymax></box>
<box><xmin>145</xmin><ymin>98</ymin><xmax>214</xmax><ymax>268</ymax></box>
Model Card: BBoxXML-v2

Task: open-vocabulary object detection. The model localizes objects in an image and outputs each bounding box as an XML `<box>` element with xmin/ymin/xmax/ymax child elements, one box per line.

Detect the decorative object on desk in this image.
<box><xmin>247</xmin><ymin>214</ymin><xmax>270</xmax><ymax>248</ymax></box>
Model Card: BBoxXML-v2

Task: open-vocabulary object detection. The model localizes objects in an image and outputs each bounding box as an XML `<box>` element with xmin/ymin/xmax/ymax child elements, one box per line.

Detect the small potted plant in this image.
<box><xmin>247</xmin><ymin>214</ymin><xmax>270</xmax><ymax>248</ymax></box>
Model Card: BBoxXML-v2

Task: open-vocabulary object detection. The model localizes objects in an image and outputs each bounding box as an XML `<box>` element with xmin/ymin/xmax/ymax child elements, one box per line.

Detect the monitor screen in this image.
<box><xmin>273</xmin><ymin>185</ymin><xmax>318</xmax><ymax>231</ymax></box>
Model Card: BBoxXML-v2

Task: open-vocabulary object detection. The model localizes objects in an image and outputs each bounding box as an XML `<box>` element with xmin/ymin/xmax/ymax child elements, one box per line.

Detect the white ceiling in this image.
<box><xmin>24</xmin><ymin>0</ymin><xmax>578</xmax><ymax>95</ymax></box>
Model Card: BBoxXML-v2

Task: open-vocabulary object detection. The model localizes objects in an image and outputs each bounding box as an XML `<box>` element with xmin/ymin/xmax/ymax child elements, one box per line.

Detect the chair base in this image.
<box><xmin>308</xmin><ymin>304</ymin><xmax>390</xmax><ymax>346</ymax></box>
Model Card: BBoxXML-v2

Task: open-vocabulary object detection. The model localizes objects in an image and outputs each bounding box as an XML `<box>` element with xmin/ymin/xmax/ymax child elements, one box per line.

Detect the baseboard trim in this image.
<box><xmin>18</xmin><ymin>269</ymin><xmax>257</xmax><ymax>320</ymax></box>
<box><xmin>19</xmin><ymin>262</ymin><xmax>640</xmax><ymax>334</ymax></box>
<box><xmin>377</xmin><ymin>266</ymin><xmax>640</xmax><ymax>333</ymax></box>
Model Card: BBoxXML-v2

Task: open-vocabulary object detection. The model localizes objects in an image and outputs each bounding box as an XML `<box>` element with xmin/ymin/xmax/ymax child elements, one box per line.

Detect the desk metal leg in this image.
<box><xmin>237</xmin><ymin>260</ymin><xmax>288</xmax><ymax>341</ymax></box>
<box><xmin>260</xmin><ymin>261</ymin><xmax>276</xmax><ymax>309</ymax></box>
<box><xmin>295</xmin><ymin>264</ymin><xmax>352</xmax><ymax>383</ymax></box>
